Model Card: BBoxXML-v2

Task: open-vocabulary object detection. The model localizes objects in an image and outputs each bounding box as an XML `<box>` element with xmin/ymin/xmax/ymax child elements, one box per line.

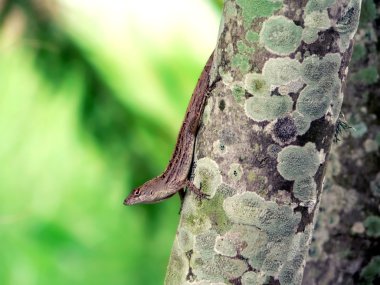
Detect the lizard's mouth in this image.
<box><xmin>123</xmin><ymin>195</ymin><xmax>138</xmax><ymax>205</ymax></box>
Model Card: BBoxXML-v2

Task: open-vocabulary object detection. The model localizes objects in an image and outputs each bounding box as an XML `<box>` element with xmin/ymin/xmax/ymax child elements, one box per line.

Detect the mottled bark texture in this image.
<box><xmin>303</xmin><ymin>1</ymin><xmax>380</xmax><ymax>284</ymax></box>
<box><xmin>165</xmin><ymin>1</ymin><xmax>362</xmax><ymax>284</ymax></box>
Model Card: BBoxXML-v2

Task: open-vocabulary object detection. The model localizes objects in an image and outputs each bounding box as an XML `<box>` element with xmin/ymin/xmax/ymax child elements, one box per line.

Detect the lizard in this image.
<box><xmin>124</xmin><ymin>52</ymin><xmax>214</xmax><ymax>205</ymax></box>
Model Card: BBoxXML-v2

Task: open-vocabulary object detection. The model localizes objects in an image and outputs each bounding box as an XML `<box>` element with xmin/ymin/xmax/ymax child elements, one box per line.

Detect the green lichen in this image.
<box><xmin>236</xmin><ymin>0</ymin><xmax>283</xmax><ymax>27</ymax></box>
<box><xmin>231</xmin><ymin>53</ymin><xmax>250</xmax><ymax>73</ymax></box>
<box><xmin>302</xmin><ymin>27</ymin><xmax>319</xmax><ymax>44</ymax></box>
<box><xmin>296</xmin><ymin>85</ymin><xmax>331</xmax><ymax>121</ymax></box>
<box><xmin>193</xmin><ymin>157</ymin><xmax>222</xmax><ymax>198</ymax></box>
<box><xmin>292</xmin><ymin>111</ymin><xmax>311</xmax><ymax>136</ymax></box>
<box><xmin>336</xmin><ymin>0</ymin><xmax>362</xmax><ymax>50</ymax></box>
<box><xmin>262</xmin><ymin>57</ymin><xmax>301</xmax><ymax>86</ymax></box>
<box><xmin>279</xmin><ymin>261</ymin><xmax>303</xmax><ymax>285</ymax></box>
<box><xmin>214</xmin><ymin>224</ymin><xmax>271</xmax><ymax>272</ymax></box>
<box><xmin>245</xmin><ymin>95</ymin><xmax>293</xmax><ymax>122</ymax></box>
<box><xmin>301</xmin><ymin>53</ymin><xmax>341</xmax><ymax>84</ymax></box>
<box><xmin>277</xmin><ymin>142</ymin><xmax>320</xmax><ymax>181</ymax></box>
<box><xmin>363</xmin><ymin>215</ymin><xmax>380</xmax><ymax>237</ymax></box>
<box><xmin>304</xmin><ymin>10</ymin><xmax>331</xmax><ymax>29</ymax></box>
<box><xmin>260</xmin><ymin>16</ymin><xmax>303</xmax><ymax>55</ymax></box>
<box><xmin>213</xmin><ymin>255</ymin><xmax>249</xmax><ymax>280</ymax></box>
<box><xmin>232</xmin><ymin>83</ymin><xmax>245</xmax><ymax>103</ymax></box>
<box><xmin>297</xmin><ymin>71</ymin><xmax>341</xmax><ymax>122</ymax></box>
<box><xmin>228</xmin><ymin>163</ymin><xmax>244</xmax><ymax>182</ymax></box>
<box><xmin>244</xmin><ymin>73</ymin><xmax>270</xmax><ymax>96</ymax></box>
<box><xmin>302</xmin><ymin>10</ymin><xmax>331</xmax><ymax>44</ymax></box>
<box><xmin>304</xmin><ymin>0</ymin><xmax>335</xmax><ymax>14</ymax></box>
<box><xmin>261</xmin><ymin>242</ymin><xmax>288</xmax><ymax>274</ymax></box>
<box><xmin>293</xmin><ymin>176</ymin><xmax>317</xmax><ymax>204</ymax></box>
<box><xmin>237</xmin><ymin>40</ymin><xmax>255</xmax><ymax>54</ymax></box>
<box><xmin>223</xmin><ymin>192</ymin><xmax>301</xmax><ymax>238</ymax></box>
<box><xmin>241</xmin><ymin>271</ymin><xmax>268</xmax><ymax>285</ymax></box>
<box><xmin>245</xmin><ymin>31</ymin><xmax>259</xmax><ymax>43</ymax></box>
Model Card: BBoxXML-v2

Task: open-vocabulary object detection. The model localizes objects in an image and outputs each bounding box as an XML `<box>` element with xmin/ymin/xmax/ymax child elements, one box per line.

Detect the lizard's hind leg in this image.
<box><xmin>185</xmin><ymin>180</ymin><xmax>210</xmax><ymax>201</ymax></box>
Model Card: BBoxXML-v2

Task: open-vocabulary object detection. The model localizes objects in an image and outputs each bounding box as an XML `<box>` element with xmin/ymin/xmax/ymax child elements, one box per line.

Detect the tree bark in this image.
<box><xmin>165</xmin><ymin>0</ymin><xmax>362</xmax><ymax>284</ymax></box>
<box><xmin>303</xmin><ymin>0</ymin><xmax>380</xmax><ymax>284</ymax></box>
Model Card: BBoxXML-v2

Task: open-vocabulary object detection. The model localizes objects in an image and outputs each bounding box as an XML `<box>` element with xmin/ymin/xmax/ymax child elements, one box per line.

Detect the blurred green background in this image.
<box><xmin>0</xmin><ymin>1</ymin><xmax>221</xmax><ymax>284</ymax></box>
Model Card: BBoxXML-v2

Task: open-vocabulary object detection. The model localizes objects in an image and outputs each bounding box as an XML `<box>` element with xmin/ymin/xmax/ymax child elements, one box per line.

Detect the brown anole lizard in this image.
<box><xmin>124</xmin><ymin>52</ymin><xmax>214</xmax><ymax>205</ymax></box>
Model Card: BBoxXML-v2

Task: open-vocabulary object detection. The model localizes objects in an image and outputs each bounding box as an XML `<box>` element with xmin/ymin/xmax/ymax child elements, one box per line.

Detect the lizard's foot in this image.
<box><xmin>186</xmin><ymin>180</ymin><xmax>210</xmax><ymax>201</ymax></box>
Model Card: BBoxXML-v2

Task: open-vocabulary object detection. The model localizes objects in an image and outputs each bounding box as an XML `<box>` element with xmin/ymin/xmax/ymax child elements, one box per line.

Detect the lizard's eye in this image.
<box><xmin>134</xmin><ymin>189</ymin><xmax>141</xmax><ymax>196</ymax></box>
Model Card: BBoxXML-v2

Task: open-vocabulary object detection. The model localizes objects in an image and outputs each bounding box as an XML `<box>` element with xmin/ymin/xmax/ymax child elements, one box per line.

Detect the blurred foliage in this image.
<box><xmin>0</xmin><ymin>0</ymin><xmax>220</xmax><ymax>284</ymax></box>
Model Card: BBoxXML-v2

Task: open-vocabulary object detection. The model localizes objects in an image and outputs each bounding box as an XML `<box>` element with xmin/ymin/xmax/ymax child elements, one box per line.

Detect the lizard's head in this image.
<box><xmin>124</xmin><ymin>177</ymin><xmax>169</xmax><ymax>205</ymax></box>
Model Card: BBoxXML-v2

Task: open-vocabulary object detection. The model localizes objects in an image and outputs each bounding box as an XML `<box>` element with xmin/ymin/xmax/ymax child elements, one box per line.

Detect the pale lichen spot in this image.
<box><xmin>193</xmin><ymin>157</ymin><xmax>222</xmax><ymax>198</ymax></box>
<box><xmin>293</xmin><ymin>176</ymin><xmax>317</xmax><ymax>205</ymax></box>
<box><xmin>304</xmin><ymin>0</ymin><xmax>335</xmax><ymax>14</ymax></box>
<box><xmin>228</xmin><ymin>163</ymin><xmax>244</xmax><ymax>181</ymax></box>
<box><xmin>292</xmin><ymin>111</ymin><xmax>311</xmax><ymax>136</ymax></box>
<box><xmin>178</xmin><ymin>228</ymin><xmax>195</xmax><ymax>252</ymax></box>
<box><xmin>304</xmin><ymin>10</ymin><xmax>331</xmax><ymax>29</ymax></box>
<box><xmin>277</xmin><ymin>142</ymin><xmax>320</xmax><ymax>181</ymax></box>
<box><xmin>245</xmin><ymin>95</ymin><xmax>293</xmax><ymax>122</ymax></box>
<box><xmin>194</xmin><ymin>230</ymin><xmax>218</xmax><ymax>260</ymax></box>
<box><xmin>223</xmin><ymin>192</ymin><xmax>301</xmax><ymax>238</ymax></box>
<box><xmin>244</xmin><ymin>73</ymin><xmax>270</xmax><ymax>96</ymax></box>
<box><xmin>213</xmin><ymin>254</ymin><xmax>249</xmax><ymax>280</ymax></box>
<box><xmin>335</xmin><ymin>0</ymin><xmax>362</xmax><ymax>50</ymax></box>
<box><xmin>213</xmin><ymin>140</ymin><xmax>228</xmax><ymax>156</ymax></box>
<box><xmin>219</xmin><ymin>67</ymin><xmax>234</xmax><ymax>85</ymax></box>
<box><xmin>241</xmin><ymin>271</ymin><xmax>268</xmax><ymax>285</ymax></box>
<box><xmin>302</xmin><ymin>27</ymin><xmax>319</xmax><ymax>44</ymax></box>
<box><xmin>214</xmin><ymin>234</ymin><xmax>238</xmax><ymax>257</ymax></box>
<box><xmin>260</xmin><ymin>16</ymin><xmax>303</xmax><ymax>55</ymax></box>
<box><xmin>262</xmin><ymin>57</ymin><xmax>301</xmax><ymax>86</ymax></box>
<box><xmin>296</xmin><ymin>85</ymin><xmax>331</xmax><ymax>121</ymax></box>
<box><xmin>301</xmin><ymin>53</ymin><xmax>341</xmax><ymax>84</ymax></box>
<box><xmin>202</xmin><ymin>102</ymin><xmax>212</xmax><ymax>126</ymax></box>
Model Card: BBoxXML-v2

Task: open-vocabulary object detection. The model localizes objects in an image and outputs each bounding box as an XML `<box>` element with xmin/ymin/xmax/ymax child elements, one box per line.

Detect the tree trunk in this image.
<box><xmin>165</xmin><ymin>0</ymin><xmax>362</xmax><ymax>284</ymax></box>
<box><xmin>303</xmin><ymin>0</ymin><xmax>380</xmax><ymax>284</ymax></box>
